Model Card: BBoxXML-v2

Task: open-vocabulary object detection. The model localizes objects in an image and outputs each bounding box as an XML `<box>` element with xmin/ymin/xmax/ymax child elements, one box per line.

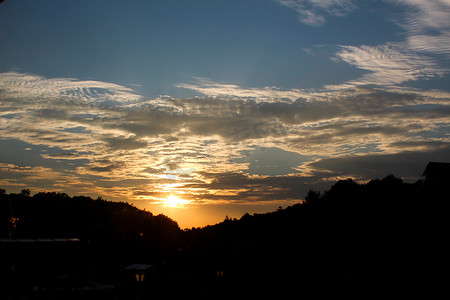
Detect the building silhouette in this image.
<box><xmin>423</xmin><ymin>162</ymin><xmax>450</xmax><ymax>187</ymax></box>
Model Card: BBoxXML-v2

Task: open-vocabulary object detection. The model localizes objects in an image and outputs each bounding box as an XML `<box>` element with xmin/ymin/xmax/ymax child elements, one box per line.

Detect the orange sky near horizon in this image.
<box><xmin>138</xmin><ymin>199</ymin><xmax>302</xmax><ymax>229</ymax></box>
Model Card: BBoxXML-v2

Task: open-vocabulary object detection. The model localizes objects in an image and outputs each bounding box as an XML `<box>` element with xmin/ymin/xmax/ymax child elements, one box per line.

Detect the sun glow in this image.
<box><xmin>164</xmin><ymin>195</ymin><xmax>190</xmax><ymax>208</ymax></box>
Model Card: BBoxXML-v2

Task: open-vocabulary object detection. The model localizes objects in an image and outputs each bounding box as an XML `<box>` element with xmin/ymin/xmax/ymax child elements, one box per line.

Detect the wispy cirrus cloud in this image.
<box><xmin>396</xmin><ymin>0</ymin><xmax>450</xmax><ymax>57</ymax></box>
<box><xmin>0</xmin><ymin>71</ymin><xmax>141</xmax><ymax>105</ymax></box>
<box><xmin>175</xmin><ymin>77</ymin><xmax>308</xmax><ymax>102</ymax></box>
<box><xmin>276</xmin><ymin>0</ymin><xmax>356</xmax><ymax>26</ymax></box>
<box><xmin>330</xmin><ymin>43</ymin><xmax>447</xmax><ymax>88</ymax></box>
<box><xmin>329</xmin><ymin>1</ymin><xmax>450</xmax><ymax>89</ymax></box>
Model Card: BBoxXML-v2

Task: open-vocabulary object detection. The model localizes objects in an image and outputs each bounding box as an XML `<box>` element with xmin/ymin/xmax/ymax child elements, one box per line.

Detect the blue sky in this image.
<box><xmin>1</xmin><ymin>0</ymin><xmax>415</xmax><ymax>96</ymax></box>
<box><xmin>1</xmin><ymin>0</ymin><xmax>449</xmax><ymax>227</ymax></box>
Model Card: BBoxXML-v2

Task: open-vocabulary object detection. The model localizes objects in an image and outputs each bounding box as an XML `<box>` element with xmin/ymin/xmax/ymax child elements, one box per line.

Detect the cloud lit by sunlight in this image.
<box><xmin>1</xmin><ymin>70</ymin><xmax>449</xmax><ymax>213</ymax></box>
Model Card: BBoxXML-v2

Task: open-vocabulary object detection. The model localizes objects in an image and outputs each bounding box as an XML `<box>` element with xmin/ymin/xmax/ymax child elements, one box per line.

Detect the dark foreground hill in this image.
<box><xmin>180</xmin><ymin>175</ymin><xmax>447</xmax><ymax>297</ymax></box>
<box><xmin>0</xmin><ymin>175</ymin><xmax>447</xmax><ymax>298</ymax></box>
<box><xmin>0</xmin><ymin>190</ymin><xmax>181</xmax><ymax>263</ymax></box>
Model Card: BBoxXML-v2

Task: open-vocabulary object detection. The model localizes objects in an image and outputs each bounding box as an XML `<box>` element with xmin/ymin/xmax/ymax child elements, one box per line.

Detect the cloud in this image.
<box><xmin>184</xmin><ymin>171</ymin><xmax>319</xmax><ymax>203</ymax></box>
<box><xmin>104</xmin><ymin>136</ymin><xmax>148</xmax><ymax>150</ymax></box>
<box><xmin>3</xmin><ymin>72</ymin><xmax>448</xmax><ymax>158</ymax></box>
<box><xmin>141</xmin><ymin>167</ymin><xmax>165</xmax><ymax>174</ymax></box>
<box><xmin>177</xmin><ymin>81</ymin><xmax>449</xmax><ymax>133</ymax></box>
<box><xmin>396</xmin><ymin>0</ymin><xmax>450</xmax><ymax>57</ymax></box>
<box><xmin>0</xmin><ymin>72</ymin><xmax>141</xmax><ymax>105</ymax></box>
<box><xmin>328</xmin><ymin>1</ymin><xmax>450</xmax><ymax>89</ymax></box>
<box><xmin>331</xmin><ymin>43</ymin><xmax>447</xmax><ymax>87</ymax></box>
<box><xmin>0</xmin><ymin>162</ymin><xmax>84</xmax><ymax>193</ymax></box>
<box><xmin>1</xmin><ymin>71</ymin><xmax>449</xmax><ymax>205</ymax></box>
<box><xmin>276</xmin><ymin>0</ymin><xmax>355</xmax><ymax>26</ymax></box>
<box><xmin>175</xmin><ymin>77</ymin><xmax>307</xmax><ymax>101</ymax></box>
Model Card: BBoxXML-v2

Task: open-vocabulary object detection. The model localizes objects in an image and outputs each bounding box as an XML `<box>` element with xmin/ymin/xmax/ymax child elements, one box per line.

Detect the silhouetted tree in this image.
<box><xmin>20</xmin><ymin>189</ymin><xmax>30</xmax><ymax>197</ymax></box>
<box><xmin>305</xmin><ymin>189</ymin><xmax>320</xmax><ymax>204</ymax></box>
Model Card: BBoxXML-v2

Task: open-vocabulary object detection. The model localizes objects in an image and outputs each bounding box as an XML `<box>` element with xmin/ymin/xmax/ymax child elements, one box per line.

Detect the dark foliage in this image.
<box><xmin>0</xmin><ymin>191</ymin><xmax>180</xmax><ymax>265</ymax></box>
<box><xmin>1</xmin><ymin>174</ymin><xmax>447</xmax><ymax>298</ymax></box>
<box><xmin>179</xmin><ymin>175</ymin><xmax>446</xmax><ymax>297</ymax></box>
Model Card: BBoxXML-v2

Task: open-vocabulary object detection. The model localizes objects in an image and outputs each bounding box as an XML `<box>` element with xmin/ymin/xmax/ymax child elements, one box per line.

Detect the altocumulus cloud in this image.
<box><xmin>1</xmin><ymin>71</ymin><xmax>449</xmax><ymax>205</ymax></box>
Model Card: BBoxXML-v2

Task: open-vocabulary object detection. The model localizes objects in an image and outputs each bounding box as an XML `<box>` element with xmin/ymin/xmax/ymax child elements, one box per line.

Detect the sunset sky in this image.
<box><xmin>1</xmin><ymin>0</ymin><xmax>449</xmax><ymax>228</ymax></box>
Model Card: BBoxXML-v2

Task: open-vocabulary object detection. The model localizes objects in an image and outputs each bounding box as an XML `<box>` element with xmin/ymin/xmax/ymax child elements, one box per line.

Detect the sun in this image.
<box><xmin>164</xmin><ymin>195</ymin><xmax>189</xmax><ymax>208</ymax></box>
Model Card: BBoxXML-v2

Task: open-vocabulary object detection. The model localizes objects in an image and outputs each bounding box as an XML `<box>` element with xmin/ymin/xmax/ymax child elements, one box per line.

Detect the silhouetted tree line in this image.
<box><xmin>0</xmin><ymin>174</ymin><xmax>447</xmax><ymax>298</ymax></box>
<box><xmin>0</xmin><ymin>189</ymin><xmax>180</xmax><ymax>265</ymax></box>
<box><xmin>177</xmin><ymin>175</ymin><xmax>446</xmax><ymax>297</ymax></box>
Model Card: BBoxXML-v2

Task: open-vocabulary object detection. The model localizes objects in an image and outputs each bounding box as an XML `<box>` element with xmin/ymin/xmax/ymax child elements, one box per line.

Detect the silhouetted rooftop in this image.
<box><xmin>423</xmin><ymin>162</ymin><xmax>450</xmax><ymax>176</ymax></box>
